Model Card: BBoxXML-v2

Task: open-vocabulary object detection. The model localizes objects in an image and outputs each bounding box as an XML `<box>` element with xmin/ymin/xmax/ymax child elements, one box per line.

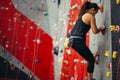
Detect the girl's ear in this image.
<box><xmin>85</xmin><ymin>10</ymin><xmax>88</xmax><ymax>12</ymax></box>
<box><xmin>91</xmin><ymin>8</ymin><xmax>95</xmax><ymax>11</ymax></box>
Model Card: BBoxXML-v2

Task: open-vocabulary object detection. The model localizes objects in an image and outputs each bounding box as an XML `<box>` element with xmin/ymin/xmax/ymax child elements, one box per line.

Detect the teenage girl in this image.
<box><xmin>68</xmin><ymin>1</ymin><xmax>105</xmax><ymax>80</ymax></box>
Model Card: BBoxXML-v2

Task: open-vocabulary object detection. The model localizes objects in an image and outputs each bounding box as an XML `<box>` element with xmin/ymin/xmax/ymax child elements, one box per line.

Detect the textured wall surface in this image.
<box><xmin>111</xmin><ymin>0</ymin><xmax>120</xmax><ymax>80</ymax></box>
<box><xmin>60</xmin><ymin>0</ymin><xmax>90</xmax><ymax>80</ymax></box>
<box><xmin>46</xmin><ymin>0</ymin><xmax>70</xmax><ymax>79</ymax></box>
<box><xmin>0</xmin><ymin>0</ymin><xmax>70</xmax><ymax>80</ymax></box>
<box><xmin>90</xmin><ymin>0</ymin><xmax>112</xmax><ymax>80</ymax></box>
<box><xmin>12</xmin><ymin>0</ymin><xmax>50</xmax><ymax>35</ymax></box>
<box><xmin>0</xmin><ymin>0</ymin><xmax>54</xmax><ymax>80</ymax></box>
<box><xmin>1</xmin><ymin>0</ymin><xmax>120</xmax><ymax>80</ymax></box>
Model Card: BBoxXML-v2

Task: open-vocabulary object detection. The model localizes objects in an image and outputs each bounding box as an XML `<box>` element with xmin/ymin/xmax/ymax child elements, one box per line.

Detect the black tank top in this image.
<box><xmin>68</xmin><ymin>18</ymin><xmax>90</xmax><ymax>39</ymax></box>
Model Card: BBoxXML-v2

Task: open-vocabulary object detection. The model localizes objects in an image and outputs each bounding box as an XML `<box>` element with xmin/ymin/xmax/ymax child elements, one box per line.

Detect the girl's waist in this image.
<box><xmin>69</xmin><ymin>36</ymin><xmax>85</xmax><ymax>39</ymax></box>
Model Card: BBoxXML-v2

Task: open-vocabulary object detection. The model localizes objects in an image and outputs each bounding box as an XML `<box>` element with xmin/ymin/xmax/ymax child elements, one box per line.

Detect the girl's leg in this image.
<box><xmin>72</xmin><ymin>39</ymin><xmax>95</xmax><ymax>80</ymax></box>
<box><xmin>72</xmin><ymin>42</ymin><xmax>95</xmax><ymax>80</ymax></box>
<box><xmin>88</xmin><ymin>73</ymin><xmax>93</xmax><ymax>80</ymax></box>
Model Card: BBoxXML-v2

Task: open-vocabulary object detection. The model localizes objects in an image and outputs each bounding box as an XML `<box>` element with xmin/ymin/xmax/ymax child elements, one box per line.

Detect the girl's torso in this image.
<box><xmin>69</xmin><ymin>13</ymin><xmax>91</xmax><ymax>39</ymax></box>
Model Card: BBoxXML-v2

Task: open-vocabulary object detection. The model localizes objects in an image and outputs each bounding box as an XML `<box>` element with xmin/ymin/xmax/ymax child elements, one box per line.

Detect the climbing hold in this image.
<box><xmin>21</xmin><ymin>66</ymin><xmax>24</xmax><ymax>69</ymax></box>
<box><xmin>106</xmin><ymin>63</ymin><xmax>112</xmax><ymax>69</ymax></box>
<box><xmin>36</xmin><ymin>38</ymin><xmax>41</xmax><ymax>44</ymax></box>
<box><xmin>109</xmin><ymin>25</ymin><xmax>119</xmax><ymax>32</ymax></box>
<box><xmin>74</xmin><ymin>59</ymin><xmax>79</xmax><ymax>63</ymax></box>
<box><xmin>70</xmin><ymin>77</ymin><xmax>74</xmax><ymax>80</ymax></box>
<box><xmin>109</xmin><ymin>25</ymin><xmax>115</xmax><ymax>31</ymax></box>
<box><xmin>54</xmin><ymin>46</ymin><xmax>59</xmax><ymax>55</ymax></box>
<box><xmin>5</xmin><ymin>44</ymin><xmax>9</xmax><ymax>48</ymax></box>
<box><xmin>64</xmin><ymin>38</ymin><xmax>69</xmax><ymax>48</ymax></box>
<box><xmin>5</xmin><ymin>7</ymin><xmax>9</xmax><ymax>10</ymax></box>
<box><xmin>81</xmin><ymin>59</ymin><xmax>87</xmax><ymax>64</ymax></box>
<box><xmin>7</xmin><ymin>26</ymin><xmax>11</xmax><ymax>32</ymax></box>
<box><xmin>66</xmin><ymin>49</ymin><xmax>71</xmax><ymax>55</ymax></box>
<box><xmin>98</xmin><ymin>5</ymin><xmax>104</xmax><ymax>12</ymax></box>
<box><xmin>114</xmin><ymin>25</ymin><xmax>119</xmax><ymax>32</ymax></box>
<box><xmin>52</xmin><ymin>0</ymin><xmax>55</xmax><ymax>2</ymax></box>
<box><xmin>60</xmin><ymin>71</ymin><xmax>62</xmax><ymax>75</ymax></box>
<box><xmin>60</xmin><ymin>72</ymin><xmax>65</xmax><ymax>76</ymax></box>
<box><xmin>30</xmin><ymin>26</ymin><xmax>34</xmax><ymax>30</ymax></box>
<box><xmin>106</xmin><ymin>71</ymin><xmax>111</xmax><ymax>78</ymax></box>
<box><xmin>69</xmin><ymin>22</ymin><xmax>74</xmax><ymax>26</ymax></box>
<box><xmin>73</xmin><ymin>21</ymin><xmax>76</xmax><ymax>25</ymax></box>
<box><xmin>116</xmin><ymin>0</ymin><xmax>120</xmax><ymax>4</ymax></box>
<box><xmin>64</xmin><ymin>67</ymin><xmax>69</xmax><ymax>70</ymax></box>
<box><xmin>35</xmin><ymin>58</ymin><xmax>40</xmax><ymax>63</ymax></box>
<box><xmin>65</xmin><ymin>74</ymin><xmax>69</xmax><ymax>78</ymax></box>
<box><xmin>84</xmin><ymin>77</ymin><xmax>88</xmax><ymax>80</ymax></box>
<box><xmin>0</xmin><ymin>30</ymin><xmax>2</xmax><ymax>35</ymax></box>
<box><xmin>63</xmin><ymin>60</ymin><xmax>68</xmax><ymax>64</ymax></box>
<box><xmin>104</xmin><ymin>50</ymin><xmax>109</xmax><ymax>57</ymax></box>
<box><xmin>112</xmin><ymin>51</ymin><xmax>118</xmax><ymax>59</ymax></box>
<box><xmin>29</xmin><ymin>74</ymin><xmax>34</xmax><ymax>79</ymax></box>
<box><xmin>68</xmin><ymin>17</ymin><xmax>71</xmax><ymax>21</ymax></box>
<box><xmin>58</xmin><ymin>58</ymin><xmax>62</xmax><ymax>63</ymax></box>
<box><xmin>118</xmin><ymin>38</ymin><xmax>120</xmax><ymax>44</ymax></box>
<box><xmin>67</xmin><ymin>13</ymin><xmax>70</xmax><ymax>17</ymax></box>
<box><xmin>70</xmin><ymin>4</ymin><xmax>78</xmax><ymax>10</ymax></box>
<box><xmin>28</xmin><ymin>6</ymin><xmax>33</xmax><ymax>10</ymax></box>
<box><xmin>2</xmin><ymin>47</ymin><xmax>5</xmax><ymax>52</ymax></box>
<box><xmin>60</xmin><ymin>49</ymin><xmax>63</xmax><ymax>53</ymax></box>
<box><xmin>43</xmin><ymin>11</ymin><xmax>48</xmax><ymax>16</ymax></box>
<box><xmin>58</xmin><ymin>0</ymin><xmax>61</xmax><ymax>7</ymax></box>
<box><xmin>10</xmin><ymin>65</ymin><xmax>16</xmax><ymax>70</ymax></box>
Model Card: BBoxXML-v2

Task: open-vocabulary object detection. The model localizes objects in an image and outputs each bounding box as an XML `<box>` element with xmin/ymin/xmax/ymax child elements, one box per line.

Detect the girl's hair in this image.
<box><xmin>78</xmin><ymin>1</ymin><xmax>99</xmax><ymax>18</ymax></box>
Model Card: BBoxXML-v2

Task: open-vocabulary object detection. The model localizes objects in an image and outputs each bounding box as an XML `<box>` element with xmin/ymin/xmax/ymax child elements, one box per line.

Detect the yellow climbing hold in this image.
<box><xmin>116</xmin><ymin>0</ymin><xmax>120</xmax><ymax>4</ymax></box>
<box><xmin>112</xmin><ymin>51</ymin><xmax>118</xmax><ymax>59</ymax></box>
<box><xmin>109</xmin><ymin>25</ymin><xmax>115</xmax><ymax>31</ymax></box>
<box><xmin>104</xmin><ymin>50</ymin><xmax>109</xmax><ymax>57</ymax></box>
<box><xmin>106</xmin><ymin>71</ymin><xmax>111</xmax><ymax>78</ymax></box>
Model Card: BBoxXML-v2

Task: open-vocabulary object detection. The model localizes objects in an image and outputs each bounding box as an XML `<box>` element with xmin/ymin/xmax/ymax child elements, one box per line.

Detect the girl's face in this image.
<box><xmin>87</xmin><ymin>8</ymin><xmax>98</xmax><ymax>15</ymax></box>
<box><xmin>94</xmin><ymin>9</ymin><xmax>98</xmax><ymax>14</ymax></box>
<box><xmin>92</xmin><ymin>8</ymin><xmax>98</xmax><ymax>15</ymax></box>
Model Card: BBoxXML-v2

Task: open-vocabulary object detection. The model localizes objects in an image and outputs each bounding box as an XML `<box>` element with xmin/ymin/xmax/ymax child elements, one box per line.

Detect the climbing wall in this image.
<box><xmin>60</xmin><ymin>0</ymin><xmax>116</xmax><ymax>80</ymax></box>
<box><xmin>90</xmin><ymin>0</ymin><xmax>112</xmax><ymax>80</ymax></box>
<box><xmin>0</xmin><ymin>0</ymin><xmax>54</xmax><ymax>80</ymax></box>
<box><xmin>45</xmin><ymin>0</ymin><xmax>71</xmax><ymax>79</ymax></box>
<box><xmin>12</xmin><ymin>0</ymin><xmax>50</xmax><ymax>35</ymax></box>
<box><xmin>0</xmin><ymin>0</ymin><xmax>71</xmax><ymax>79</ymax></box>
<box><xmin>60</xmin><ymin>0</ymin><xmax>90</xmax><ymax>80</ymax></box>
<box><xmin>1</xmin><ymin>0</ymin><xmax>120</xmax><ymax>80</ymax></box>
<box><xmin>111</xmin><ymin>0</ymin><xmax>120</xmax><ymax>80</ymax></box>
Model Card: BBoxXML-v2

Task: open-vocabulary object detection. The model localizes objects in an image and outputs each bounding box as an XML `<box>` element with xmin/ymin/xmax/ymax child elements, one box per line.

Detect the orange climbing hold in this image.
<box><xmin>106</xmin><ymin>63</ymin><xmax>112</xmax><ymax>69</ymax></box>
<box><xmin>98</xmin><ymin>5</ymin><xmax>104</xmax><ymax>12</ymax></box>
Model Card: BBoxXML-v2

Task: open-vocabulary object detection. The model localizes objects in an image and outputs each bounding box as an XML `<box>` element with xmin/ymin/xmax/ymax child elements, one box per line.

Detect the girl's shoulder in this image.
<box><xmin>83</xmin><ymin>13</ymin><xmax>95</xmax><ymax>20</ymax></box>
<box><xmin>84</xmin><ymin>13</ymin><xmax>94</xmax><ymax>17</ymax></box>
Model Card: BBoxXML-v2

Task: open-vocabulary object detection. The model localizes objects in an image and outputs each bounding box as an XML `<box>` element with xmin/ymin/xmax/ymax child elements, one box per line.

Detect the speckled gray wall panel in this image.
<box><xmin>90</xmin><ymin>0</ymin><xmax>112</xmax><ymax>80</ymax></box>
<box><xmin>12</xmin><ymin>0</ymin><xmax>50</xmax><ymax>35</ymax></box>
<box><xmin>46</xmin><ymin>0</ymin><xmax>71</xmax><ymax>80</ymax></box>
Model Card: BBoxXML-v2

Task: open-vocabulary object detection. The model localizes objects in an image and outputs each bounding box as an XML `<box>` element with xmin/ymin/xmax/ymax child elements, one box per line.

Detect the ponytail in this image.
<box><xmin>78</xmin><ymin>1</ymin><xmax>99</xmax><ymax>19</ymax></box>
<box><xmin>78</xmin><ymin>1</ymin><xmax>91</xmax><ymax>19</ymax></box>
